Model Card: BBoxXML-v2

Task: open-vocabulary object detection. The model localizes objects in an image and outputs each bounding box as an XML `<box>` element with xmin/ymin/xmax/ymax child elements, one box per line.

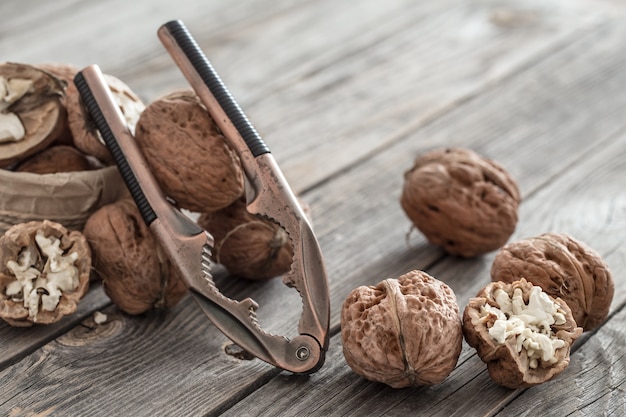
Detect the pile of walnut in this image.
<box><xmin>340</xmin><ymin>147</ymin><xmax>614</xmax><ymax>389</ymax></box>
<box><xmin>1</xmin><ymin>62</ymin><xmax>292</xmax><ymax>323</ymax></box>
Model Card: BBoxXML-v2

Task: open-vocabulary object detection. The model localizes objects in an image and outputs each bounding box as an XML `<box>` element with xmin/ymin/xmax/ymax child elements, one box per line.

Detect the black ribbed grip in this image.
<box><xmin>163</xmin><ymin>20</ymin><xmax>270</xmax><ymax>157</ymax></box>
<box><xmin>73</xmin><ymin>72</ymin><xmax>157</xmax><ymax>226</ymax></box>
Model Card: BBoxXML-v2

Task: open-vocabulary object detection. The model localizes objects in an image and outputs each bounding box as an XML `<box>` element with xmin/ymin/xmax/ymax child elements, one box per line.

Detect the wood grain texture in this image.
<box><xmin>1</xmin><ymin>0</ymin><xmax>625</xmax><ymax>415</ymax></box>
<box><xmin>222</xmin><ymin>18</ymin><xmax>626</xmax><ymax>417</ymax></box>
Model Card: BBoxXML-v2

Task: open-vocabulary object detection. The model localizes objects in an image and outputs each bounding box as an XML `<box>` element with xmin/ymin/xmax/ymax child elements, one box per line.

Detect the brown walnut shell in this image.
<box><xmin>401</xmin><ymin>148</ymin><xmax>521</xmax><ymax>257</ymax></box>
<box><xmin>463</xmin><ymin>278</ymin><xmax>582</xmax><ymax>389</ymax></box>
<box><xmin>134</xmin><ymin>90</ymin><xmax>244</xmax><ymax>212</ymax></box>
<box><xmin>83</xmin><ymin>199</ymin><xmax>187</xmax><ymax>315</ymax></box>
<box><xmin>341</xmin><ymin>270</ymin><xmax>463</xmax><ymax>388</ymax></box>
<box><xmin>197</xmin><ymin>198</ymin><xmax>293</xmax><ymax>280</ymax></box>
<box><xmin>0</xmin><ymin>62</ymin><xmax>67</xmax><ymax>166</ymax></box>
<box><xmin>36</xmin><ymin>63</ymin><xmax>79</xmax><ymax>146</ymax></box>
<box><xmin>66</xmin><ymin>72</ymin><xmax>144</xmax><ymax>164</ymax></box>
<box><xmin>0</xmin><ymin>220</ymin><xmax>90</xmax><ymax>326</ymax></box>
<box><xmin>491</xmin><ymin>233</ymin><xmax>613</xmax><ymax>332</ymax></box>
<box><xmin>15</xmin><ymin>145</ymin><xmax>92</xmax><ymax>174</ymax></box>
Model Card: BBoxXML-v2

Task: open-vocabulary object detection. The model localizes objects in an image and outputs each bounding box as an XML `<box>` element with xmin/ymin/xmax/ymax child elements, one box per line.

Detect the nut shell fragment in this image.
<box><xmin>0</xmin><ymin>62</ymin><xmax>67</xmax><ymax>166</ymax></box>
<box><xmin>491</xmin><ymin>233</ymin><xmax>613</xmax><ymax>331</ymax></box>
<box><xmin>83</xmin><ymin>199</ymin><xmax>187</xmax><ymax>315</ymax></box>
<box><xmin>463</xmin><ymin>278</ymin><xmax>582</xmax><ymax>389</ymax></box>
<box><xmin>401</xmin><ymin>148</ymin><xmax>520</xmax><ymax>257</ymax></box>
<box><xmin>135</xmin><ymin>90</ymin><xmax>244</xmax><ymax>212</ymax></box>
<box><xmin>0</xmin><ymin>220</ymin><xmax>90</xmax><ymax>326</ymax></box>
<box><xmin>341</xmin><ymin>270</ymin><xmax>462</xmax><ymax>388</ymax></box>
<box><xmin>197</xmin><ymin>198</ymin><xmax>293</xmax><ymax>280</ymax></box>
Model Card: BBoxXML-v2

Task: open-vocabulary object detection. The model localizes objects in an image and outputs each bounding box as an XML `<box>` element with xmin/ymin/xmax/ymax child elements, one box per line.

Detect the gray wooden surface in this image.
<box><xmin>1</xmin><ymin>0</ymin><xmax>625</xmax><ymax>416</ymax></box>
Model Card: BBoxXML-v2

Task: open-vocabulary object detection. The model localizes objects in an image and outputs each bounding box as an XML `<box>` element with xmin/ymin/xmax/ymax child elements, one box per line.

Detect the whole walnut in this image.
<box><xmin>66</xmin><ymin>72</ymin><xmax>145</xmax><ymax>164</ymax></box>
<box><xmin>401</xmin><ymin>148</ymin><xmax>521</xmax><ymax>257</ymax></box>
<box><xmin>0</xmin><ymin>220</ymin><xmax>90</xmax><ymax>326</ymax></box>
<box><xmin>197</xmin><ymin>198</ymin><xmax>293</xmax><ymax>280</ymax></box>
<box><xmin>463</xmin><ymin>278</ymin><xmax>582</xmax><ymax>389</ymax></box>
<box><xmin>134</xmin><ymin>90</ymin><xmax>244</xmax><ymax>212</ymax></box>
<box><xmin>341</xmin><ymin>270</ymin><xmax>462</xmax><ymax>388</ymax></box>
<box><xmin>491</xmin><ymin>233</ymin><xmax>613</xmax><ymax>332</ymax></box>
<box><xmin>0</xmin><ymin>62</ymin><xmax>67</xmax><ymax>167</ymax></box>
<box><xmin>83</xmin><ymin>199</ymin><xmax>187</xmax><ymax>315</ymax></box>
<box><xmin>15</xmin><ymin>145</ymin><xmax>92</xmax><ymax>174</ymax></box>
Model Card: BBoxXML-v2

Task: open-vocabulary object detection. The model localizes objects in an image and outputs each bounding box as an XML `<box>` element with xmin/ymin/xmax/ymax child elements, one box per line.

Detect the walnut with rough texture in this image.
<box><xmin>401</xmin><ymin>148</ymin><xmax>520</xmax><ymax>257</ymax></box>
<box><xmin>0</xmin><ymin>220</ymin><xmax>90</xmax><ymax>326</ymax></box>
<box><xmin>83</xmin><ymin>199</ymin><xmax>187</xmax><ymax>315</ymax></box>
<box><xmin>463</xmin><ymin>278</ymin><xmax>582</xmax><ymax>389</ymax></box>
<box><xmin>0</xmin><ymin>62</ymin><xmax>67</xmax><ymax>166</ymax></box>
<box><xmin>66</xmin><ymin>72</ymin><xmax>144</xmax><ymax>164</ymax></box>
<box><xmin>15</xmin><ymin>145</ymin><xmax>92</xmax><ymax>174</ymax></box>
<box><xmin>491</xmin><ymin>233</ymin><xmax>613</xmax><ymax>332</ymax></box>
<box><xmin>134</xmin><ymin>90</ymin><xmax>244</xmax><ymax>212</ymax></box>
<box><xmin>341</xmin><ymin>270</ymin><xmax>463</xmax><ymax>388</ymax></box>
<box><xmin>197</xmin><ymin>198</ymin><xmax>293</xmax><ymax>280</ymax></box>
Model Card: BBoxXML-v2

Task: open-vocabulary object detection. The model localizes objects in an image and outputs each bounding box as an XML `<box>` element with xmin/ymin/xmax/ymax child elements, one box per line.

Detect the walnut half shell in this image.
<box><xmin>491</xmin><ymin>233</ymin><xmax>614</xmax><ymax>332</ymax></box>
<box><xmin>341</xmin><ymin>270</ymin><xmax>463</xmax><ymax>388</ymax></box>
<box><xmin>463</xmin><ymin>278</ymin><xmax>582</xmax><ymax>389</ymax></box>
<box><xmin>401</xmin><ymin>148</ymin><xmax>521</xmax><ymax>257</ymax></box>
<box><xmin>0</xmin><ymin>220</ymin><xmax>90</xmax><ymax>326</ymax></box>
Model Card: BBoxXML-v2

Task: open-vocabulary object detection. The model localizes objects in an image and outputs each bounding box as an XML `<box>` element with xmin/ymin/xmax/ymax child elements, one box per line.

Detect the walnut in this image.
<box><xmin>0</xmin><ymin>62</ymin><xmax>67</xmax><ymax>167</ymax></box>
<box><xmin>83</xmin><ymin>199</ymin><xmax>187</xmax><ymax>315</ymax></box>
<box><xmin>66</xmin><ymin>72</ymin><xmax>144</xmax><ymax>164</ymax></box>
<box><xmin>401</xmin><ymin>148</ymin><xmax>521</xmax><ymax>257</ymax></box>
<box><xmin>491</xmin><ymin>233</ymin><xmax>613</xmax><ymax>332</ymax></box>
<box><xmin>197</xmin><ymin>198</ymin><xmax>293</xmax><ymax>280</ymax></box>
<box><xmin>463</xmin><ymin>278</ymin><xmax>582</xmax><ymax>389</ymax></box>
<box><xmin>134</xmin><ymin>90</ymin><xmax>244</xmax><ymax>212</ymax></box>
<box><xmin>0</xmin><ymin>220</ymin><xmax>90</xmax><ymax>326</ymax></box>
<box><xmin>15</xmin><ymin>145</ymin><xmax>93</xmax><ymax>174</ymax></box>
<box><xmin>341</xmin><ymin>270</ymin><xmax>463</xmax><ymax>388</ymax></box>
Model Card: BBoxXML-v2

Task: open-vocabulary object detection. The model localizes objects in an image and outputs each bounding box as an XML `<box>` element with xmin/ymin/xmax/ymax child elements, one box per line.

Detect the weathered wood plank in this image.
<box><xmin>221</xmin><ymin>19</ymin><xmax>626</xmax><ymax>416</ymax></box>
<box><xmin>0</xmin><ymin>284</ymin><xmax>110</xmax><ymax>370</ymax></box>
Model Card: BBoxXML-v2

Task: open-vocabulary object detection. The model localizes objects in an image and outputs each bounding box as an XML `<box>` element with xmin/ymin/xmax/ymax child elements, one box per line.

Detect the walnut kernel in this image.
<box><xmin>0</xmin><ymin>220</ymin><xmax>90</xmax><ymax>326</ymax></box>
<box><xmin>463</xmin><ymin>278</ymin><xmax>582</xmax><ymax>389</ymax></box>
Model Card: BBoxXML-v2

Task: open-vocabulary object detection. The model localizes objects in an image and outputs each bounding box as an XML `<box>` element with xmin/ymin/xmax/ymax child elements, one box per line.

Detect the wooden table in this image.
<box><xmin>1</xmin><ymin>0</ymin><xmax>625</xmax><ymax>415</ymax></box>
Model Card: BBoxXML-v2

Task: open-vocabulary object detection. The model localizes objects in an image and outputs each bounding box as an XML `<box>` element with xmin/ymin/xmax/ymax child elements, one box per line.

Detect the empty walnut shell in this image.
<box><xmin>491</xmin><ymin>233</ymin><xmax>614</xmax><ymax>332</ymax></box>
<box><xmin>197</xmin><ymin>198</ymin><xmax>293</xmax><ymax>280</ymax></box>
<box><xmin>341</xmin><ymin>270</ymin><xmax>463</xmax><ymax>388</ymax></box>
<box><xmin>83</xmin><ymin>199</ymin><xmax>187</xmax><ymax>315</ymax></box>
<box><xmin>15</xmin><ymin>145</ymin><xmax>92</xmax><ymax>174</ymax></box>
<box><xmin>0</xmin><ymin>220</ymin><xmax>90</xmax><ymax>326</ymax></box>
<box><xmin>0</xmin><ymin>62</ymin><xmax>67</xmax><ymax>166</ymax></box>
<box><xmin>66</xmin><ymin>72</ymin><xmax>144</xmax><ymax>164</ymax></box>
<box><xmin>401</xmin><ymin>148</ymin><xmax>521</xmax><ymax>257</ymax></box>
<box><xmin>463</xmin><ymin>278</ymin><xmax>582</xmax><ymax>389</ymax></box>
<box><xmin>135</xmin><ymin>90</ymin><xmax>244</xmax><ymax>212</ymax></box>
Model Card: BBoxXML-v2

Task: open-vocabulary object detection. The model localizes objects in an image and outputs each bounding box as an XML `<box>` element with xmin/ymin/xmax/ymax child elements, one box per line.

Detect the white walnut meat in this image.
<box><xmin>491</xmin><ymin>233</ymin><xmax>614</xmax><ymax>332</ymax></box>
<box><xmin>0</xmin><ymin>220</ymin><xmax>90</xmax><ymax>326</ymax></box>
<box><xmin>83</xmin><ymin>199</ymin><xmax>187</xmax><ymax>315</ymax></box>
<box><xmin>197</xmin><ymin>198</ymin><xmax>293</xmax><ymax>280</ymax></box>
<box><xmin>341</xmin><ymin>270</ymin><xmax>463</xmax><ymax>388</ymax></box>
<box><xmin>401</xmin><ymin>148</ymin><xmax>521</xmax><ymax>257</ymax></box>
<box><xmin>463</xmin><ymin>278</ymin><xmax>582</xmax><ymax>389</ymax></box>
<box><xmin>134</xmin><ymin>90</ymin><xmax>244</xmax><ymax>212</ymax></box>
<box><xmin>0</xmin><ymin>62</ymin><xmax>67</xmax><ymax>166</ymax></box>
<box><xmin>66</xmin><ymin>72</ymin><xmax>144</xmax><ymax>164</ymax></box>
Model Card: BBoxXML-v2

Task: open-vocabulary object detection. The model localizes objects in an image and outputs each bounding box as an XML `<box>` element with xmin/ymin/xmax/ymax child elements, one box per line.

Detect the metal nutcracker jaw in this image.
<box><xmin>74</xmin><ymin>22</ymin><xmax>330</xmax><ymax>372</ymax></box>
